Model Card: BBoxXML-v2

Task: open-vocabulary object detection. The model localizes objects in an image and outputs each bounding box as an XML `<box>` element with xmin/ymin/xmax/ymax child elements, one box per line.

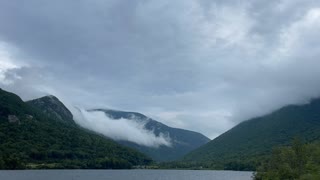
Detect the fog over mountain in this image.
<box><xmin>74</xmin><ymin>109</ymin><xmax>172</xmax><ymax>148</ymax></box>
<box><xmin>1</xmin><ymin>0</ymin><xmax>320</xmax><ymax>138</ymax></box>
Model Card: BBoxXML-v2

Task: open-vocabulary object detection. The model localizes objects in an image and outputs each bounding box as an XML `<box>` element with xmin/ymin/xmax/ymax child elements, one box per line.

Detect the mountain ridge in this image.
<box><xmin>91</xmin><ymin>108</ymin><xmax>210</xmax><ymax>161</ymax></box>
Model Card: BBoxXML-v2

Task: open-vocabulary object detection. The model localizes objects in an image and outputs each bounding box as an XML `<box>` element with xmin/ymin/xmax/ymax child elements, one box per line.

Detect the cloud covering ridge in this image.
<box><xmin>73</xmin><ymin>108</ymin><xmax>171</xmax><ymax>148</ymax></box>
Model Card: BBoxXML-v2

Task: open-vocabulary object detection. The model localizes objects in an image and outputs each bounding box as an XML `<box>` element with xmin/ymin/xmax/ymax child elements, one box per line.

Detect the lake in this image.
<box><xmin>0</xmin><ymin>170</ymin><xmax>253</xmax><ymax>180</ymax></box>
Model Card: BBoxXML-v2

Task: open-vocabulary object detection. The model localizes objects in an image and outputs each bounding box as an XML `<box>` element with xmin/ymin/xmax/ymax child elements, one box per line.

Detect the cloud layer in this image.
<box><xmin>0</xmin><ymin>0</ymin><xmax>320</xmax><ymax>138</ymax></box>
<box><xmin>73</xmin><ymin>109</ymin><xmax>171</xmax><ymax>148</ymax></box>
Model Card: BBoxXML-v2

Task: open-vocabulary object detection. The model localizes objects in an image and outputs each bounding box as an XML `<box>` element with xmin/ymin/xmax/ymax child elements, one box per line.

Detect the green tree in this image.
<box><xmin>254</xmin><ymin>139</ymin><xmax>320</xmax><ymax>180</ymax></box>
<box><xmin>292</xmin><ymin>138</ymin><xmax>307</xmax><ymax>176</ymax></box>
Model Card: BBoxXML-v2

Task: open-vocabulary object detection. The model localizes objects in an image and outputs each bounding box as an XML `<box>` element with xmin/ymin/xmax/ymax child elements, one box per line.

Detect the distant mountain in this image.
<box><xmin>91</xmin><ymin>109</ymin><xmax>210</xmax><ymax>162</ymax></box>
<box><xmin>183</xmin><ymin>98</ymin><xmax>320</xmax><ymax>170</ymax></box>
<box><xmin>0</xmin><ymin>88</ymin><xmax>151</xmax><ymax>169</ymax></box>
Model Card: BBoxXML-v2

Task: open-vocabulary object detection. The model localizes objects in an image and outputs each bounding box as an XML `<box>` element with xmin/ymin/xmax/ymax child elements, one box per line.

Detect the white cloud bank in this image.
<box><xmin>73</xmin><ymin>108</ymin><xmax>171</xmax><ymax>148</ymax></box>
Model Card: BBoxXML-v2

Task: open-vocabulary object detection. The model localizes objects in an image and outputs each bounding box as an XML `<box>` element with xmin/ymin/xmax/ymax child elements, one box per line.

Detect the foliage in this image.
<box><xmin>0</xmin><ymin>88</ymin><xmax>152</xmax><ymax>169</ymax></box>
<box><xmin>1</xmin><ymin>154</ymin><xmax>26</xmax><ymax>170</ymax></box>
<box><xmin>254</xmin><ymin>139</ymin><xmax>320</xmax><ymax>180</ymax></box>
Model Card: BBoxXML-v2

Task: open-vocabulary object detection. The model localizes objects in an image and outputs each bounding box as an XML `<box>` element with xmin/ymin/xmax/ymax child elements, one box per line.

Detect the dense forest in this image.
<box><xmin>0</xmin><ymin>88</ymin><xmax>152</xmax><ymax>169</ymax></box>
<box><xmin>254</xmin><ymin>139</ymin><xmax>320</xmax><ymax>180</ymax></box>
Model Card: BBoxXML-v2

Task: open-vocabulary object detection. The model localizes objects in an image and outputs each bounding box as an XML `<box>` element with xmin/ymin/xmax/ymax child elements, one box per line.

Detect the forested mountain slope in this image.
<box><xmin>183</xmin><ymin>98</ymin><xmax>320</xmax><ymax>170</ymax></box>
<box><xmin>0</xmin><ymin>89</ymin><xmax>151</xmax><ymax>169</ymax></box>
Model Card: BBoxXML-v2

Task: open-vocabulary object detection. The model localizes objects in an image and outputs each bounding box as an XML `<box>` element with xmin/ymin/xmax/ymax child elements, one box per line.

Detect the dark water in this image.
<box><xmin>0</xmin><ymin>170</ymin><xmax>253</xmax><ymax>180</ymax></box>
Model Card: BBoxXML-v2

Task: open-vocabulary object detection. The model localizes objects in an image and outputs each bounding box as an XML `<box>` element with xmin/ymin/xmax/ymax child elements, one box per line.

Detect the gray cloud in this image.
<box><xmin>0</xmin><ymin>0</ymin><xmax>320</xmax><ymax>138</ymax></box>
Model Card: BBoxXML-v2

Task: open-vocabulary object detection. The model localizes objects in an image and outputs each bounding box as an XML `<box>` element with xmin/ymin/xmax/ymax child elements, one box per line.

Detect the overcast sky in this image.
<box><xmin>1</xmin><ymin>0</ymin><xmax>320</xmax><ymax>138</ymax></box>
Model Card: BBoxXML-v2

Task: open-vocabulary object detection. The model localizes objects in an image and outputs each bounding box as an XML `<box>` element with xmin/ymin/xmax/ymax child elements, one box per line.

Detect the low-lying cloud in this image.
<box><xmin>73</xmin><ymin>108</ymin><xmax>171</xmax><ymax>148</ymax></box>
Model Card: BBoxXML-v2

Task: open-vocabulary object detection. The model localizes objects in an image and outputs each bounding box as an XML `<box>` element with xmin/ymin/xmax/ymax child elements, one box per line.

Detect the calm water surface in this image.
<box><xmin>0</xmin><ymin>170</ymin><xmax>253</xmax><ymax>180</ymax></box>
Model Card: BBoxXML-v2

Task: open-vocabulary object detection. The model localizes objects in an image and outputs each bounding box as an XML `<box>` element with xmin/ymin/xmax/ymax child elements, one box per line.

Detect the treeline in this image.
<box><xmin>0</xmin><ymin>153</ymin><xmax>138</xmax><ymax>169</ymax></box>
<box><xmin>254</xmin><ymin>139</ymin><xmax>320</xmax><ymax>180</ymax></box>
<box><xmin>158</xmin><ymin>159</ymin><xmax>259</xmax><ymax>171</ymax></box>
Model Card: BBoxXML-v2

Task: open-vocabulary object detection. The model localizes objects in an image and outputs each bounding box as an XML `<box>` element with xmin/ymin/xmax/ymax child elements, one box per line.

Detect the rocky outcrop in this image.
<box><xmin>27</xmin><ymin>95</ymin><xmax>74</xmax><ymax>124</ymax></box>
<box><xmin>8</xmin><ymin>115</ymin><xmax>20</xmax><ymax>124</ymax></box>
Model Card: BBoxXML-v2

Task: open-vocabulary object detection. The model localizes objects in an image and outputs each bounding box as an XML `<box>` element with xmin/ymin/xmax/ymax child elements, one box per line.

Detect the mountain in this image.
<box><xmin>183</xmin><ymin>98</ymin><xmax>320</xmax><ymax>170</ymax></box>
<box><xmin>91</xmin><ymin>109</ymin><xmax>210</xmax><ymax>162</ymax></box>
<box><xmin>0</xmin><ymin>88</ymin><xmax>152</xmax><ymax>169</ymax></box>
<box><xmin>27</xmin><ymin>95</ymin><xmax>73</xmax><ymax>124</ymax></box>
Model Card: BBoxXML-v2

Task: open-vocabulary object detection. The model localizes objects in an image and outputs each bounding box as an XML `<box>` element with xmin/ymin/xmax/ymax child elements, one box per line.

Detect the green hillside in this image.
<box><xmin>92</xmin><ymin>109</ymin><xmax>210</xmax><ymax>161</ymax></box>
<box><xmin>0</xmin><ymin>88</ymin><xmax>152</xmax><ymax>169</ymax></box>
<box><xmin>183</xmin><ymin>98</ymin><xmax>320</xmax><ymax>170</ymax></box>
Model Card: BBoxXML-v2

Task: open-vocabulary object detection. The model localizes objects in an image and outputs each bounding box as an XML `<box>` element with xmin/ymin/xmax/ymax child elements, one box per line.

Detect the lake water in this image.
<box><xmin>0</xmin><ymin>170</ymin><xmax>253</xmax><ymax>180</ymax></box>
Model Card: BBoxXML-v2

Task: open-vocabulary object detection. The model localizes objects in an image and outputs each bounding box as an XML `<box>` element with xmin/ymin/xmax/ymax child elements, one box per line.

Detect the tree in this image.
<box><xmin>254</xmin><ymin>139</ymin><xmax>320</xmax><ymax>180</ymax></box>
